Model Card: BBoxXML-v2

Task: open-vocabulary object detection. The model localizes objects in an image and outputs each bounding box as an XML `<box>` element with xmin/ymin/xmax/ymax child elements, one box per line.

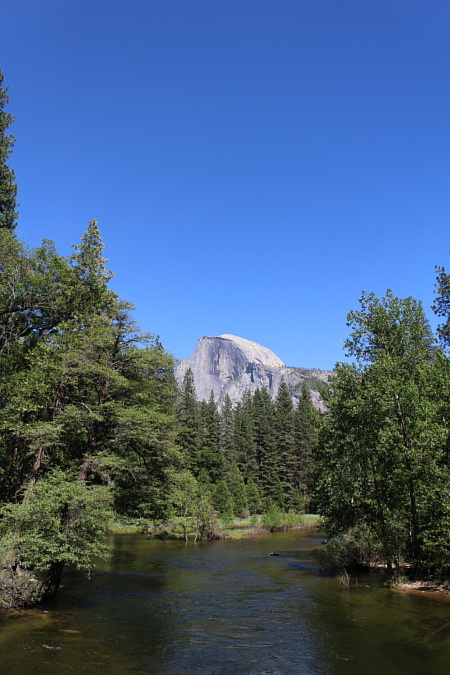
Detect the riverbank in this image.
<box><xmin>396</xmin><ymin>579</ymin><xmax>450</xmax><ymax>596</ymax></box>
<box><xmin>218</xmin><ymin>513</ymin><xmax>320</xmax><ymax>540</ymax></box>
<box><xmin>110</xmin><ymin>513</ymin><xmax>321</xmax><ymax>539</ymax></box>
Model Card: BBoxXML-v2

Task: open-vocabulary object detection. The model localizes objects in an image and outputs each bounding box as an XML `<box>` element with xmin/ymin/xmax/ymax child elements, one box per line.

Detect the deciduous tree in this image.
<box><xmin>314</xmin><ymin>291</ymin><xmax>450</xmax><ymax>570</ymax></box>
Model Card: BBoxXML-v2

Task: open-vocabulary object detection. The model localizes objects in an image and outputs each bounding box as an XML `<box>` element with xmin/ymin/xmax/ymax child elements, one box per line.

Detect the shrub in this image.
<box><xmin>0</xmin><ymin>568</ymin><xmax>43</xmax><ymax>609</ymax></box>
<box><xmin>261</xmin><ymin>503</ymin><xmax>303</xmax><ymax>532</ymax></box>
<box><xmin>312</xmin><ymin>535</ymin><xmax>380</xmax><ymax>572</ymax></box>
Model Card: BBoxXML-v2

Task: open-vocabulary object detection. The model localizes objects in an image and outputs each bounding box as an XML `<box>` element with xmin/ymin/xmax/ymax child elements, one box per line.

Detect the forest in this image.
<box><xmin>1</xmin><ymin>68</ymin><xmax>450</xmax><ymax>608</ymax></box>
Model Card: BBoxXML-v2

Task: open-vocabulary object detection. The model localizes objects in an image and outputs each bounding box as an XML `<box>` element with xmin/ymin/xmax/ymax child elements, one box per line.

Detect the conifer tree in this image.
<box><xmin>274</xmin><ymin>379</ymin><xmax>296</xmax><ymax>508</ymax></box>
<box><xmin>219</xmin><ymin>393</ymin><xmax>235</xmax><ymax>465</ymax></box>
<box><xmin>213</xmin><ymin>480</ymin><xmax>235</xmax><ymax>522</ymax></box>
<box><xmin>294</xmin><ymin>383</ymin><xmax>319</xmax><ymax>506</ymax></box>
<box><xmin>0</xmin><ymin>71</ymin><xmax>18</xmax><ymax>232</ymax></box>
<box><xmin>0</xmin><ymin>222</ymin><xmax>179</xmax><ymax>603</ymax></box>
<box><xmin>253</xmin><ymin>388</ymin><xmax>276</xmax><ymax>500</ymax></box>
<box><xmin>233</xmin><ymin>391</ymin><xmax>258</xmax><ymax>480</ymax></box>
<box><xmin>199</xmin><ymin>391</ymin><xmax>224</xmax><ymax>481</ymax></box>
<box><xmin>245</xmin><ymin>476</ymin><xmax>262</xmax><ymax>514</ymax></box>
<box><xmin>226</xmin><ymin>461</ymin><xmax>248</xmax><ymax>516</ymax></box>
<box><xmin>433</xmin><ymin>260</ymin><xmax>450</xmax><ymax>350</ymax></box>
<box><xmin>69</xmin><ymin>218</ymin><xmax>116</xmax><ymax>318</ymax></box>
<box><xmin>176</xmin><ymin>369</ymin><xmax>202</xmax><ymax>473</ymax></box>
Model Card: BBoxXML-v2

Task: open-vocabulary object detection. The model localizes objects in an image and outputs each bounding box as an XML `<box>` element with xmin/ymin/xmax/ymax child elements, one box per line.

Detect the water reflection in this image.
<box><xmin>1</xmin><ymin>530</ymin><xmax>450</xmax><ymax>674</ymax></box>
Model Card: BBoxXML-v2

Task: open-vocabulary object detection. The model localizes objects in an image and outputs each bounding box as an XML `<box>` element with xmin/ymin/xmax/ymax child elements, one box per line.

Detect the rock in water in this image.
<box><xmin>175</xmin><ymin>334</ymin><xmax>329</xmax><ymax>408</ymax></box>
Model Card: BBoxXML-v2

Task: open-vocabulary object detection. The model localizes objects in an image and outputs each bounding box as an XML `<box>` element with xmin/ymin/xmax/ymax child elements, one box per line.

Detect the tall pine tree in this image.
<box><xmin>294</xmin><ymin>383</ymin><xmax>319</xmax><ymax>507</ymax></box>
<box><xmin>176</xmin><ymin>369</ymin><xmax>203</xmax><ymax>474</ymax></box>
<box><xmin>199</xmin><ymin>391</ymin><xmax>224</xmax><ymax>482</ymax></box>
<box><xmin>274</xmin><ymin>379</ymin><xmax>296</xmax><ymax>509</ymax></box>
<box><xmin>0</xmin><ymin>71</ymin><xmax>18</xmax><ymax>232</ymax></box>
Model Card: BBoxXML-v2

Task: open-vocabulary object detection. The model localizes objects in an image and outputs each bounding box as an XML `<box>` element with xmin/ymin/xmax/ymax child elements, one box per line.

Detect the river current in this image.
<box><xmin>2</xmin><ymin>528</ymin><xmax>450</xmax><ymax>674</ymax></box>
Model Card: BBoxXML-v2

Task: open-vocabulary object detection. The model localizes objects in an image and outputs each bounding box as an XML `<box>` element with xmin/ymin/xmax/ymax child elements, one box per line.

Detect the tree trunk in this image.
<box><xmin>41</xmin><ymin>561</ymin><xmax>65</xmax><ymax>601</ymax></box>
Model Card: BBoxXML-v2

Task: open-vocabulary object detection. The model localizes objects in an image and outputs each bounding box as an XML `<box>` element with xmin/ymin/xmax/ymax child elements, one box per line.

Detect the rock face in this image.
<box><xmin>175</xmin><ymin>334</ymin><xmax>329</xmax><ymax>409</ymax></box>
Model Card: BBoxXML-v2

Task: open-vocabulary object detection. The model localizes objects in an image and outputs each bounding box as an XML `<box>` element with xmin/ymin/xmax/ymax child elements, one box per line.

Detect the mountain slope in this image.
<box><xmin>175</xmin><ymin>334</ymin><xmax>329</xmax><ymax>409</ymax></box>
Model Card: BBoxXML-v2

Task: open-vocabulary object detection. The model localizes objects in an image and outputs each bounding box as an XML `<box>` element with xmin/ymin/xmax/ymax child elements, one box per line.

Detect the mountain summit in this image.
<box><xmin>175</xmin><ymin>334</ymin><xmax>328</xmax><ymax>408</ymax></box>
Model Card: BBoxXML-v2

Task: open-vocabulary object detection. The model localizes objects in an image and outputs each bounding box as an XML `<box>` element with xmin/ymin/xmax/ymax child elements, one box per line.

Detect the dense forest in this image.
<box><xmin>1</xmin><ymin>68</ymin><xmax>450</xmax><ymax>608</ymax></box>
<box><xmin>0</xmin><ymin>71</ymin><xmax>319</xmax><ymax>608</ymax></box>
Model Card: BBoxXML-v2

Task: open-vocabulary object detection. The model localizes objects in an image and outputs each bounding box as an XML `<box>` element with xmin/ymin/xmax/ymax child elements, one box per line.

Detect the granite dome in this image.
<box><xmin>175</xmin><ymin>334</ymin><xmax>329</xmax><ymax>410</ymax></box>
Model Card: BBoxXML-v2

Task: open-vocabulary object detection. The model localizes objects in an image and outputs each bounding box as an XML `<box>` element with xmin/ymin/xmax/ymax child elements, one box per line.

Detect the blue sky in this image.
<box><xmin>2</xmin><ymin>0</ymin><xmax>450</xmax><ymax>370</ymax></box>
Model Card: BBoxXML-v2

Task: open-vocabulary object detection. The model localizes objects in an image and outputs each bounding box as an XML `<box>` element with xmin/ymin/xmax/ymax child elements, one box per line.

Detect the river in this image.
<box><xmin>2</xmin><ymin>528</ymin><xmax>450</xmax><ymax>674</ymax></box>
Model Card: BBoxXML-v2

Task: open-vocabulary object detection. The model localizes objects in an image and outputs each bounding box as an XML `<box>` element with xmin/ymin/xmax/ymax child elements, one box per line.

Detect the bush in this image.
<box><xmin>250</xmin><ymin>513</ymin><xmax>260</xmax><ymax>528</ymax></box>
<box><xmin>0</xmin><ymin>568</ymin><xmax>43</xmax><ymax>609</ymax></box>
<box><xmin>261</xmin><ymin>503</ymin><xmax>303</xmax><ymax>532</ymax></box>
<box><xmin>312</xmin><ymin>535</ymin><xmax>379</xmax><ymax>572</ymax></box>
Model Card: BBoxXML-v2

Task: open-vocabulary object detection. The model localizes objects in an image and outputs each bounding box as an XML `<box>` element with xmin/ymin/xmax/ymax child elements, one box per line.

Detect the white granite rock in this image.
<box><xmin>175</xmin><ymin>334</ymin><xmax>329</xmax><ymax>409</ymax></box>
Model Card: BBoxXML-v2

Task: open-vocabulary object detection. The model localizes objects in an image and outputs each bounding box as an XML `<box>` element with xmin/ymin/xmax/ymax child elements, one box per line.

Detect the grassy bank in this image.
<box><xmin>110</xmin><ymin>514</ymin><xmax>321</xmax><ymax>539</ymax></box>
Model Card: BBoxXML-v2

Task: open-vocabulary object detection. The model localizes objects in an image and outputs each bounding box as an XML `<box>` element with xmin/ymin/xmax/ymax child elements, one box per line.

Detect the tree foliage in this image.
<box><xmin>433</xmin><ymin>260</ymin><xmax>450</xmax><ymax>350</ymax></box>
<box><xmin>0</xmin><ymin>222</ymin><xmax>179</xmax><ymax>604</ymax></box>
<box><xmin>0</xmin><ymin>71</ymin><xmax>18</xmax><ymax>232</ymax></box>
<box><xmin>174</xmin><ymin>377</ymin><xmax>318</xmax><ymax>518</ymax></box>
<box><xmin>314</xmin><ymin>291</ymin><xmax>450</xmax><ymax>571</ymax></box>
<box><xmin>0</xmin><ymin>470</ymin><xmax>113</xmax><ymax>599</ymax></box>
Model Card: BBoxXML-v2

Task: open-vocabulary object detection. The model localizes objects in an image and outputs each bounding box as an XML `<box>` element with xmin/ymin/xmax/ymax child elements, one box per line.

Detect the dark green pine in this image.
<box><xmin>0</xmin><ymin>71</ymin><xmax>18</xmax><ymax>232</ymax></box>
<box><xmin>199</xmin><ymin>391</ymin><xmax>225</xmax><ymax>482</ymax></box>
<box><xmin>293</xmin><ymin>383</ymin><xmax>319</xmax><ymax>507</ymax></box>
<box><xmin>232</xmin><ymin>390</ymin><xmax>258</xmax><ymax>480</ymax></box>
<box><xmin>253</xmin><ymin>388</ymin><xmax>277</xmax><ymax>502</ymax></box>
<box><xmin>176</xmin><ymin>368</ymin><xmax>203</xmax><ymax>474</ymax></box>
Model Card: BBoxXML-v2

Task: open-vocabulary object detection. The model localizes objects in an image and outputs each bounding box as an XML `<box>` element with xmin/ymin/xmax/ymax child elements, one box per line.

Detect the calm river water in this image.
<box><xmin>2</xmin><ymin>528</ymin><xmax>450</xmax><ymax>674</ymax></box>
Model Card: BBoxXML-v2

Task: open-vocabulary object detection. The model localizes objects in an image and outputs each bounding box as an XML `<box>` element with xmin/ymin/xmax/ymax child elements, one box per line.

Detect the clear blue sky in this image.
<box><xmin>2</xmin><ymin>0</ymin><xmax>450</xmax><ymax>370</ymax></box>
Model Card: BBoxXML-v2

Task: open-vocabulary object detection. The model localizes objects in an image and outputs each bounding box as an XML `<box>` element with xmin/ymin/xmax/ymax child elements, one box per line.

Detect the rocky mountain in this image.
<box><xmin>175</xmin><ymin>334</ymin><xmax>330</xmax><ymax>409</ymax></box>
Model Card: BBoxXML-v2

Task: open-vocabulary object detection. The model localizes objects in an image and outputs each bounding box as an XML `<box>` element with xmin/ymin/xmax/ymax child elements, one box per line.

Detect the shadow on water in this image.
<box><xmin>2</xmin><ymin>530</ymin><xmax>450</xmax><ymax>674</ymax></box>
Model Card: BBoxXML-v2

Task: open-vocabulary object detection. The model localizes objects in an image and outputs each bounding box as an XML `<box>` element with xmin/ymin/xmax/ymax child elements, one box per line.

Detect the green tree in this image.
<box><xmin>69</xmin><ymin>219</ymin><xmax>116</xmax><ymax>319</ymax></box>
<box><xmin>176</xmin><ymin>369</ymin><xmax>202</xmax><ymax>473</ymax></box>
<box><xmin>219</xmin><ymin>393</ymin><xmax>235</xmax><ymax>465</ymax></box>
<box><xmin>0</xmin><ymin>223</ymin><xmax>180</xmax><ymax>604</ymax></box>
<box><xmin>433</xmin><ymin>259</ymin><xmax>450</xmax><ymax>349</ymax></box>
<box><xmin>245</xmin><ymin>476</ymin><xmax>262</xmax><ymax>514</ymax></box>
<box><xmin>226</xmin><ymin>461</ymin><xmax>248</xmax><ymax>516</ymax></box>
<box><xmin>193</xmin><ymin>492</ymin><xmax>216</xmax><ymax>541</ymax></box>
<box><xmin>273</xmin><ymin>379</ymin><xmax>296</xmax><ymax>509</ymax></box>
<box><xmin>213</xmin><ymin>480</ymin><xmax>234</xmax><ymax>522</ymax></box>
<box><xmin>253</xmin><ymin>388</ymin><xmax>276</xmax><ymax>501</ymax></box>
<box><xmin>199</xmin><ymin>391</ymin><xmax>224</xmax><ymax>481</ymax></box>
<box><xmin>314</xmin><ymin>291</ymin><xmax>450</xmax><ymax>570</ymax></box>
<box><xmin>0</xmin><ymin>71</ymin><xmax>18</xmax><ymax>232</ymax></box>
<box><xmin>0</xmin><ymin>224</ymin><xmax>178</xmax><ymax>513</ymax></box>
<box><xmin>168</xmin><ymin>469</ymin><xmax>201</xmax><ymax>541</ymax></box>
<box><xmin>294</xmin><ymin>383</ymin><xmax>319</xmax><ymax>507</ymax></box>
<box><xmin>233</xmin><ymin>391</ymin><xmax>258</xmax><ymax>480</ymax></box>
<box><xmin>0</xmin><ymin>470</ymin><xmax>113</xmax><ymax>602</ymax></box>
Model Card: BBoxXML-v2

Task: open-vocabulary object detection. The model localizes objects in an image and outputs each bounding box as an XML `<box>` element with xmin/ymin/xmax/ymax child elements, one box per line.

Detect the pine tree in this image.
<box><xmin>69</xmin><ymin>219</ymin><xmax>116</xmax><ymax>318</ymax></box>
<box><xmin>294</xmin><ymin>383</ymin><xmax>319</xmax><ymax>507</ymax></box>
<box><xmin>245</xmin><ymin>476</ymin><xmax>262</xmax><ymax>514</ymax></box>
<box><xmin>233</xmin><ymin>391</ymin><xmax>258</xmax><ymax>480</ymax></box>
<box><xmin>213</xmin><ymin>480</ymin><xmax>235</xmax><ymax>522</ymax></box>
<box><xmin>226</xmin><ymin>461</ymin><xmax>248</xmax><ymax>516</ymax></box>
<box><xmin>176</xmin><ymin>369</ymin><xmax>202</xmax><ymax>473</ymax></box>
<box><xmin>219</xmin><ymin>393</ymin><xmax>235</xmax><ymax>466</ymax></box>
<box><xmin>273</xmin><ymin>379</ymin><xmax>296</xmax><ymax>509</ymax></box>
<box><xmin>0</xmin><ymin>223</ymin><xmax>180</xmax><ymax>604</ymax></box>
<box><xmin>0</xmin><ymin>71</ymin><xmax>18</xmax><ymax>232</ymax></box>
<box><xmin>199</xmin><ymin>391</ymin><xmax>224</xmax><ymax>482</ymax></box>
<box><xmin>253</xmin><ymin>388</ymin><xmax>276</xmax><ymax>501</ymax></box>
<box><xmin>433</xmin><ymin>260</ymin><xmax>450</xmax><ymax>350</ymax></box>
